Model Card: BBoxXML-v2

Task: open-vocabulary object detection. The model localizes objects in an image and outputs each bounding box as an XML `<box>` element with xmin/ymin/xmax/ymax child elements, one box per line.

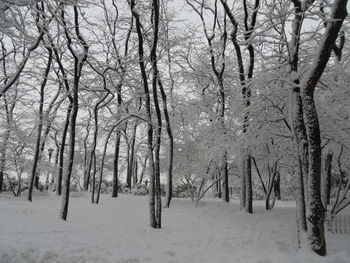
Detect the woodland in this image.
<box><xmin>0</xmin><ymin>0</ymin><xmax>350</xmax><ymax>260</ymax></box>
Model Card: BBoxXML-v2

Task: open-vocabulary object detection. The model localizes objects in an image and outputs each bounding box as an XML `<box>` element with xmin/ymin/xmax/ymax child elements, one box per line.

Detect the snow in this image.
<box><xmin>0</xmin><ymin>193</ymin><xmax>349</xmax><ymax>263</ymax></box>
<box><xmin>290</xmin><ymin>71</ymin><xmax>299</xmax><ymax>82</ymax></box>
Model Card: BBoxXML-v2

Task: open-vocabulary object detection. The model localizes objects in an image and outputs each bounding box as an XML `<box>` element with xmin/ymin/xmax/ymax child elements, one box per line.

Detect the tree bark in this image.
<box><xmin>139</xmin><ymin>155</ymin><xmax>148</xmax><ymax>184</ymax></box>
<box><xmin>289</xmin><ymin>88</ymin><xmax>308</xmax><ymax>232</ymax></box>
<box><xmin>150</xmin><ymin>0</ymin><xmax>162</xmax><ymax>228</ymax></box>
<box><xmin>60</xmin><ymin>4</ymin><xmax>88</xmax><ymax>220</ymax></box>
<box><xmin>127</xmin><ymin>121</ymin><xmax>138</xmax><ymax>189</ymax></box>
<box><xmin>35</xmin><ymin>87</ymin><xmax>63</xmax><ymax>190</ymax></box>
<box><xmin>240</xmin><ymin>155</ymin><xmax>246</xmax><ymax>209</ymax></box>
<box><xmin>96</xmin><ymin>126</ymin><xmax>116</xmax><ymax>204</ymax></box>
<box><xmin>57</xmin><ymin>103</ymin><xmax>72</xmax><ymax>196</ymax></box>
<box><xmin>245</xmin><ymin>154</ymin><xmax>252</xmax><ymax>213</ymax></box>
<box><xmin>130</xmin><ymin>0</ymin><xmax>157</xmax><ymax>228</ymax></box>
<box><xmin>220</xmin><ymin>0</ymin><xmax>259</xmax><ymax>212</ymax></box>
<box><xmin>223</xmin><ymin>156</ymin><xmax>230</xmax><ymax>202</ymax></box>
<box><xmin>158</xmin><ymin>78</ymin><xmax>174</xmax><ymax>208</ymax></box>
<box><xmin>324</xmin><ymin>151</ymin><xmax>333</xmax><ymax>206</ymax></box>
<box><xmin>133</xmin><ymin>160</ymin><xmax>138</xmax><ymax>186</ymax></box>
<box><xmin>83</xmin><ymin>110</ymin><xmax>92</xmax><ymax>191</ymax></box>
<box><xmin>300</xmin><ymin>0</ymin><xmax>347</xmax><ymax>255</ymax></box>
<box><xmin>302</xmin><ymin>92</ymin><xmax>326</xmax><ymax>255</ymax></box>
<box><xmin>112</xmin><ymin>130</ymin><xmax>121</xmax><ymax>197</ymax></box>
<box><xmin>28</xmin><ymin>47</ymin><xmax>52</xmax><ymax>201</ymax></box>
<box><xmin>87</xmin><ymin>104</ymin><xmax>99</xmax><ymax>202</ymax></box>
<box><xmin>274</xmin><ymin>170</ymin><xmax>281</xmax><ymax>200</ymax></box>
<box><xmin>0</xmin><ymin>94</ymin><xmax>14</xmax><ymax>192</ymax></box>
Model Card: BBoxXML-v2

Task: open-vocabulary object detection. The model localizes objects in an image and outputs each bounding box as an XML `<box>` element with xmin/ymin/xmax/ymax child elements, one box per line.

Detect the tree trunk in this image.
<box><xmin>96</xmin><ymin>127</ymin><xmax>115</xmax><ymax>204</ymax></box>
<box><xmin>127</xmin><ymin>121</ymin><xmax>137</xmax><ymax>189</ymax></box>
<box><xmin>51</xmin><ymin>130</ymin><xmax>60</xmax><ymax>187</ymax></box>
<box><xmin>0</xmin><ymin>96</ymin><xmax>12</xmax><ymax>193</ymax></box>
<box><xmin>158</xmin><ymin>78</ymin><xmax>174</xmax><ymax>208</ymax></box>
<box><xmin>61</xmin><ymin>94</ymin><xmax>78</xmax><ymax>220</ymax></box>
<box><xmin>139</xmin><ymin>155</ymin><xmax>148</xmax><ymax>184</ymax></box>
<box><xmin>130</xmin><ymin>0</ymin><xmax>157</xmax><ymax>228</ymax></box>
<box><xmin>274</xmin><ymin>170</ymin><xmax>281</xmax><ymax>200</ymax></box>
<box><xmin>0</xmin><ymin>43</ymin><xmax>18</xmax><ymax>193</ymax></box>
<box><xmin>324</xmin><ymin>151</ymin><xmax>333</xmax><ymax>206</ymax></box>
<box><xmin>300</xmin><ymin>0</ymin><xmax>347</xmax><ymax>255</ymax></box>
<box><xmin>302</xmin><ymin>91</ymin><xmax>326</xmax><ymax>255</ymax></box>
<box><xmin>289</xmin><ymin>88</ymin><xmax>308</xmax><ymax>232</ymax></box>
<box><xmin>28</xmin><ymin>47</ymin><xmax>52</xmax><ymax>201</ymax></box>
<box><xmin>83</xmin><ymin>110</ymin><xmax>92</xmax><ymax>191</ymax></box>
<box><xmin>222</xmin><ymin>156</ymin><xmax>229</xmax><ymax>202</ymax></box>
<box><xmin>57</xmin><ymin>104</ymin><xmax>72</xmax><ymax>196</ymax></box>
<box><xmin>112</xmin><ymin>130</ymin><xmax>121</xmax><ymax>197</ymax></box>
<box><xmin>87</xmin><ymin>104</ymin><xmax>99</xmax><ymax>198</ymax></box>
<box><xmin>150</xmin><ymin>0</ymin><xmax>163</xmax><ymax>228</ymax></box>
<box><xmin>35</xmin><ymin>86</ymin><xmax>63</xmax><ymax>191</ymax></box>
<box><xmin>133</xmin><ymin>160</ymin><xmax>138</xmax><ymax>186</ymax></box>
<box><xmin>60</xmin><ymin>4</ymin><xmax>88</xmax><ymax>220</ymax></box>
<box><xmin>219</xmin><ymin>0</ymin><xmax>258</xmax><ymax>212</ymax></box>
<box><xmin>245</xmin><ymin>154</ymin><xmax>253</xmax><ymax>213</ymax></box>
<box><xmin>91</xmin><ymin>153</ymin><xmax>96</xmax><ymax>204</ymax></box>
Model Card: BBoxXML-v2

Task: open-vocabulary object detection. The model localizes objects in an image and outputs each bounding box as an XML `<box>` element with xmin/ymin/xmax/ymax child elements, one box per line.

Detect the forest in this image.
<box><xmin>0</xmin><ymin>0</ymin><xmax>350</xmax><ymax>262</ymax></box>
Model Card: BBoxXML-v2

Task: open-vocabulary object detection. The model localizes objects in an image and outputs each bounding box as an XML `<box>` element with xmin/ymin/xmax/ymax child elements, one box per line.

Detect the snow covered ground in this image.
<box><xmin>0</xmin><ymin>192</ymin><xmax>349</xmax><ymax>263</ymax></box>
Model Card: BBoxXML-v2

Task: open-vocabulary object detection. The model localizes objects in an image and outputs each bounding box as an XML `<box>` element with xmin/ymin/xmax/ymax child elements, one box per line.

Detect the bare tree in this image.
<box><xmin>60</xmin><ymin>3</ymin><xmax>89</xmax><ymax>221</ymax></box>
<box><xmin>220</xmin><ymin>0</ymin><xmax>260</xmax><ymax>213</ymax></box>
<box><xmin>27</xmin><ymin>6</ymin><xmax>53</xmax><ymax>200</ymax></box>
<box><xmin>129</xmin><ymin>0</ymin><xmax>162</xmax><ymax>228</ymax></box>
<box><xmin>187</xmin><ymin>0</ymin><xmax>229</xmax><ymax>203</ymax></box>
<box><xmin>298</xmin><ymin>0</ymin><xmax>347</xmax><ymax>255</ymax></box>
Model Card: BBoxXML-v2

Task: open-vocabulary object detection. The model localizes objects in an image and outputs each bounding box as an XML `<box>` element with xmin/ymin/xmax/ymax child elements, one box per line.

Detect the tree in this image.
<box><xmin>186</xmin><ymin>0</ymin><xmax>229</xmax><ymax>203</ymax></box>
<box><xmin>220</xmin><ymin>0</ymin><xmax>260</xmax><ymax>213</ymax></box>
<box><xmin>27</xmin><ymin>3</ymin><xmax>53</xmax><ymax>200</ymax></box>
<box><xmin>60</xmin><ymin>3</ymin><xmax>89</xmax><ymax>221</ymax></box>
<box><xmin>298</xmin><ymin>0</ymin><xmax>348</xmax><ymax>255</ymax></box>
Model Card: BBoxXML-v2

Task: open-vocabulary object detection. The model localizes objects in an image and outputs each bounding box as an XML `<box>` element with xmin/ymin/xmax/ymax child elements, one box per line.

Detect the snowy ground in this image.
<box><xmin>0</xmin><ymin>192</ymin><xmax>349</xmax><ymax>263</ymax></box>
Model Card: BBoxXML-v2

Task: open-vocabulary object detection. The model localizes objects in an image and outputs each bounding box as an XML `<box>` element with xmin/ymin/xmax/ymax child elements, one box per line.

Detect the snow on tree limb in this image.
<box><xmin>300</xmin><ymin>0</ymin><xmax>348</xmax><ymax>94</ymax></box>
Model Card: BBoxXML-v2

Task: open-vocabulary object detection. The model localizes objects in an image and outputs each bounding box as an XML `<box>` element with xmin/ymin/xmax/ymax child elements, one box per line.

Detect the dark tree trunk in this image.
<box><xmin>91</xmin><ymin>154</ymin><xmax>96</xmax><ymax>204</ymax></box>
<box><xmin>96</xmin><ymin>127</ymin><xmax>115</xmax><ymax>204</ymax></box>
<box><xmin>274</xmin><ymin>170</ymin><xmax>281</xmax><ymax>200</ymax></box>
<box><xmin>324</xmin><ymin>151</ymin><xmax>333</xmax><ymax>206</ymax></box>
<box><xmin>217</xmin><ymin>175</ymin><xmax>222</xmax><ymax>199</ymax></box>
<box><xmin>127</xmin><ymin>121</ymin><xmax>137</xmax><ymax>189</ymax></box>
<box><xmin>112</xmin><ymin>80</ymin><xmax>123</xmax><ymax>197</ymax></box>
<box><xmin>87</xmin><ymin>105</ymin><xmax>99</xmax><ymax>201</ymax></box>
<box><xmin>0</xmin><ymin>172</ymin><xmax>3</xmax><ymax>193</ymax></box>
<box><xmin>150</xmin><ymin>0</ymin><xmax>162</xmax><ymax>228</ymax></box>
<box><xmin>223</xmin><ymin>158</ymin><xmax>230</xmax><ymax>202</ymax></box>
<box><xmin>61</xmin><ymin>92</ymin><xmax>78</xmax><ymax>220</ymax></box>
<box><xmin>36</xmin><ymin>92</ymin><xmax>63</xmax><ymax>191</ymax></box>
<box><xmin>28</xmin><ymin>47</ymin><xmax>52</xmax><ymax>201</ymax></box>
<box><xmin>158</xmin><ymin>78</ymin><xmax>174</xmax><ymax>208</ymax></box>
<box><xmin>133</xmin><ymin>160</ymin><xmax>138</xmax><ymax>186</ymax></box>
<box><xmin>51</xmin><ymin>130</ymin><xmax>60</xmax><ymax>187</ymax></box>
<box><xmin>112</xmin><ymin>130</ymin><xmax>121</xmax><ymax>197</ymax></box>
<box><xmin>83</xmin><ymin>110</ymin><xmax>92</xmax><ymax>191</ymax></box>
<box><xmin>57</xmin><ymin>104</ymin><xmax>72</xmax><ymax>196</ymax></box>
<box><xmin>245</xmin><ymin>155</ymin><xmax>252</xmax><ymax>213</ymax></box>
<box><xmin>219</xmin><ymin>0</ymin><xmax>259</xmax><ymax>212</ymax></box>
<box><xmin>130</xmin><ymin>0</ymin><xmax>157</xmax><ymax>228</ymax></box>
<box><xmin>139</xmin><ymin>155</ymin><xmax>148</xmax><ymax>184</ymax></box>
<box><xmin>60</xmin><ymin>5</ymin><xmax>88</xmax><ymax>221</ymax></box>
